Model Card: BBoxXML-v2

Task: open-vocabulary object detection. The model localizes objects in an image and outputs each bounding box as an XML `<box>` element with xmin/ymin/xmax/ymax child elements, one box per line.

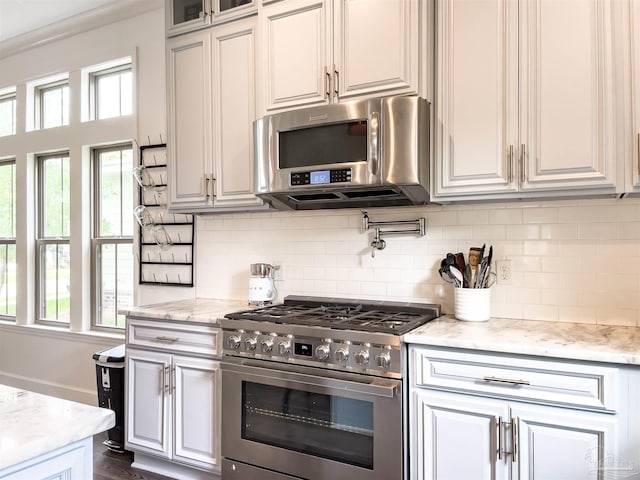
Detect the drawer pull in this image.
<box><xmin>156</xmin><ymin>336</ymin><xmax>180</xmax><ymax>342</ymax></box>
<box><xmin>483</xmin><ymin>375</ymin><xmax>530</xmax><ymax>386</ymax></box>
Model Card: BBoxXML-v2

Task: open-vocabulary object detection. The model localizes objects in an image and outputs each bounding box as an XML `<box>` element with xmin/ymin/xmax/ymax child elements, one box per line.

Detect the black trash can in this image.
<box><xmin>93</xmin><ymin>344</ymin><xmax>126</xmax><ymax>452</ymax></box>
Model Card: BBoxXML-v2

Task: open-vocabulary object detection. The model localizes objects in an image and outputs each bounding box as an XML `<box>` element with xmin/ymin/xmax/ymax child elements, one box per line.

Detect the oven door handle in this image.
<box><xmin>222</xmin><ymin>358</ymin><xmax>401</xmax><ymax>398</ymax></box>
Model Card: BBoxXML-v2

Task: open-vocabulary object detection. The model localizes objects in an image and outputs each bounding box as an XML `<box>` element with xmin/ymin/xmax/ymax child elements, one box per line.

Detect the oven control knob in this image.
<box><xmin>315</xmin><ymin>344</ymin><xmax>330</xmax><ymax>361</ymax></box>
<box><xmin>244</xmin><ymin>337</ymin><xmax>258</xmax><ymax>351</ymax></box>
<box><xmin>260</xmin><ymin>339</ymin><xmax>274</xmax><ymax>353</ymax></box>
<box><xmin>227</xmin><ymin>335</ymin><xmax>242</xmax><ymax>350</ymax></box>
<box><xmin>355</xmin><ymin>350</ymin><xmax>370</xmax><ymax>366</ymax></box>
<box><xmin>335</xmin><ymin>348</ymin><xmax>349</xmax><ymax>362</ymax></box>
<box><xmin>375</xmin><ymin>352</ymin><xmax>391</xmax><ymax>369</ymax></box>
<box><xmin>278</xmin><ymin>340</ymin><xmax>291</xmax><ymax>356</ymax></box>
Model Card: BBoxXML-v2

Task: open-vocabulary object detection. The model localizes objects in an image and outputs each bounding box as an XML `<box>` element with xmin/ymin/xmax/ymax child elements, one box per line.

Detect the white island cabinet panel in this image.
<box><xmin>0</xmin><ymin>385</ymin><xmax>114</xmax><ymax>480</ymax></box>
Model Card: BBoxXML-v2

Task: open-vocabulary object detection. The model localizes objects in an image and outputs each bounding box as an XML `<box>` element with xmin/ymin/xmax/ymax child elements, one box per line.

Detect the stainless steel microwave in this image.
<box><xmin>254</xmin><ymin>95</ymin><xmax>430</xmax><ymax>210</ymax></box>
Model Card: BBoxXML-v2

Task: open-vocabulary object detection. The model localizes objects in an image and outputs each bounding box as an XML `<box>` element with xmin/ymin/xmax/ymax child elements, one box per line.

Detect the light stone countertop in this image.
<box><xmin>120</xmin><ymin>297</ymin><xmax>250</xmax><ymax>324</ymax></box>
<box><xmin>0</xmin><ymin>385</ymin><xmax>115</xmax><ymax>470</ymax></box>
<box><xmin>403</xmin><ymin>315</ymin><xmax>640</xmax><ymax>366</ymax></box>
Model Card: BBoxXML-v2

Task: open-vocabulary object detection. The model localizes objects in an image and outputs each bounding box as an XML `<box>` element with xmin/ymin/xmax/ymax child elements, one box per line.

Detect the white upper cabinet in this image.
<box><xmin>166</xmin><ymin>20</ymin><xmax>267</xmax><ymax>212</ymax></box>
<box><xmin>434</xmin><ymin>0</ymin><xmax>518</xmax><ymax>196</ymax></box>
<box><xmin>167</xmin><ymin>30</ymin><xmax>212</xmax><ymax>208</ymax></box>
<box><xmin>211</xmin><ymin>16</ymin><xmax>264</xmax><ymax>209</ymax></box>
<box><xmin>259</xmin><ymin>0</ymin><xmax>420</xmax><ymax>113</ymax></box>
<box><xmin>434</xmin><ymin>0</ymin><xmax>619</xmax><ymax>200</ymax></box>
<box><xmin>166</xmin><ymin>0</ymin><xmax>257</xmax><ymax>36</ymax></box>
<box><xmin>631</xmin><ymin>0</ymin><xmax>640</xmax><ymax>190</ymax></box>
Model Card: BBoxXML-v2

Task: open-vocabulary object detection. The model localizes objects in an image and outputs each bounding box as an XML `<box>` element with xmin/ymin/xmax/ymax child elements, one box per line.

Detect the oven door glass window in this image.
<box><xmin>278</xmin><ymin>121</ymin><xmax>367</xmax><ymax>169</ymax></box>
<box><xmin>242</xmin><ymin>381</ymin><xmax>374</xmax><ymax>469</ymax></box>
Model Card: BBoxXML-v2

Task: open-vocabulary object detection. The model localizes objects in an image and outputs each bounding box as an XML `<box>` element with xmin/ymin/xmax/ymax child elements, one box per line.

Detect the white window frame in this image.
<box><xmin>0</xmin><ymin>89</ymin><xmax>17</xmax><ymax>137</ymax></box>
<box><xmin>91</xmin><ymin>144</ymin><xmax>134</xmax><ymax>330</ymax></box>
<box><xmin>36</xmin><ymin>152</ymin><xmax>71</xmax><ymax>326</ymax></box>
<box><xmin>36</xmin><ymin>79</ymin><xmax>69</xmax><ymax>129</ymax></box>
<box><xmin>89</xmin><ymin>63</ymin><xmax>132</xmax><ymax>120</ymax></box>
<box><xmin>0</xmin><ymin>158</ymin><xmax>16</xmax><ymax>320</ymax></box>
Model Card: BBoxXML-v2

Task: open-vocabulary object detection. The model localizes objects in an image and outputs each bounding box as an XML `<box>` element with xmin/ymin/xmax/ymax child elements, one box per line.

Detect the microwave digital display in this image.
<box><xmin>310</xmin><ymin>171</ymin><xmax>330</xmax><ymax>184</ymax></box>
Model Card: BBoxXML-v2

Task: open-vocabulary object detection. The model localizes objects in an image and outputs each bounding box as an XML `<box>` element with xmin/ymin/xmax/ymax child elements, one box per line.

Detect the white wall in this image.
<box><xmin>0</xmin><ymin>6</ymin><xmax>194</xmax><ymax>404</ymax></box>
<box><xmin>196</xmin><ymin>197</ymin><xmax>640</xmax><ymax>327</ymax></box>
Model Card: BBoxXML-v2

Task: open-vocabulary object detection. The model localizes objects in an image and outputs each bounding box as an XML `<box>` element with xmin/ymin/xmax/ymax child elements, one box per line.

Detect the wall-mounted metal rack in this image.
<box><xmin>137</xmin><ymin>143</ymin><xmax>194</xmax><ymax>286</ymax></box>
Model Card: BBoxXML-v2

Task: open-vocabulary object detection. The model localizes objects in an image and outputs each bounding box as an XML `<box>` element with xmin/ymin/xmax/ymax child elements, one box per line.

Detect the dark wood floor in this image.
<box><xmin>93</xmin><ymin>433</ymin><xmax>173</xmax><ymax>480</ymax></box>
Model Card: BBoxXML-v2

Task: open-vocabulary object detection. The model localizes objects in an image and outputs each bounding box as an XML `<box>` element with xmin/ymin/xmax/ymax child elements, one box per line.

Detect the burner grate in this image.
<box><xmin>224</xmin><ymin>297</ymin><xmax>440</xmax><ymax>335</ymax></box>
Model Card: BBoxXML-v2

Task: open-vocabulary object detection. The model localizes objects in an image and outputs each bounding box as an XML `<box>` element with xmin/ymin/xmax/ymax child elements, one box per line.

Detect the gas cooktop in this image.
<box><xmin>224</xmin><ymin>295</ymin><xmax>441</xmax><ymax>336</ymax></box>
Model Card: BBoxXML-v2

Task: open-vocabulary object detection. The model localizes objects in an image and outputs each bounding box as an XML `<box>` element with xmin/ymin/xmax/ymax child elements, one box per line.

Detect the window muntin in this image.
<box><xmin>92</xmin><ymin>145</ymin><xmax>133</xmax><ymax>329</ymax></box>
<box><xmin>0</xmin><ymin>92</ymin><xmax>16</xmax><ymax>137</ymax></box>
<box><xmin>37</xmin><ymin>153</ymin><xmax>71</xmax><ymax>324</ymax></box>
<box><xmin>0</xmin><ymin>160</ymin><xmax>16</xmax><ymax>319</ymax></box>
<box><xmin>38</xmin><ymin>81</ymin><xmax>69</xmax><ymax>129</ymax></box>
<box><xmin>93</xmin><ymin>65</ymin><xmax>132</xmax><ymax>120</ymax></box>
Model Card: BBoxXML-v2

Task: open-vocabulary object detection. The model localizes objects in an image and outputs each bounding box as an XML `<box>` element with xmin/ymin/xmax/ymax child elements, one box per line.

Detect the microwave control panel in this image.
<box><xmin>290</xmin><ymin>168</ymin><xmax>352</xmax><ymax>186</ymax></box>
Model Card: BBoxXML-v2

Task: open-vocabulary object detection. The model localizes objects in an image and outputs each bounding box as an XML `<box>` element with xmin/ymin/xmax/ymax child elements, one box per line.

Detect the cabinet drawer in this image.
<box><xmin>127</xmin><ymin>317</ymin><xmax>221</xmax><ymax>357</ymax></box>
<box><xmin>411</xmin><ymin>347</ymin><xmax>618</xmax><ymax>411</ymax></box>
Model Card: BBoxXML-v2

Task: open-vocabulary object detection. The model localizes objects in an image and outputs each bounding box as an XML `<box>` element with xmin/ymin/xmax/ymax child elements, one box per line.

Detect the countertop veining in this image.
<box><xmin>403</xmin><ymin>315</ymin><xmax>640</xmax><ymax>366</ymax></box>
<box><xmin>120</xmin><ymin>297</ymin><xmax>249</xmax><ymax>324</ymax></box>
<box><xmin>0</xmin><ymin>385</ymin><xmax>115</xmax><ymax>470</ymax></box>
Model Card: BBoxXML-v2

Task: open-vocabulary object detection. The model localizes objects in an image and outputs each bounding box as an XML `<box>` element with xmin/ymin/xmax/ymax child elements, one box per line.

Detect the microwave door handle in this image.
<box><xmin>370</xmin><ymin>111</ymin><xmax>380</xmax><ymax>176</ymax></box>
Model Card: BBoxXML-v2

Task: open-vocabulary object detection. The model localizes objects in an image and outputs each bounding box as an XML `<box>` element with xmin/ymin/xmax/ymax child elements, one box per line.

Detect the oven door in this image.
<box><xmin>221</xmin><ymin>357</ymin><xmax>402</xmax><ymax>480</ymax></box>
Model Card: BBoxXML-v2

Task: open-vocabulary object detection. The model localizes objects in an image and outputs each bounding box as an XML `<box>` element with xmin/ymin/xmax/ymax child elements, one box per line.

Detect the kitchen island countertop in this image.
<box><xmin>404</xmin><ymin>315</ymin><xmax>640</xmax><ymax>366</ymax></box>
<box><xmin>119</xmin><ymin>297</ymin><xmax>249</xmax><ymax>325</ymax></box>
<box><xmin>0</xmin><ymin>384</ymin><xmax>115</xmax><ymax>472</ymax></box>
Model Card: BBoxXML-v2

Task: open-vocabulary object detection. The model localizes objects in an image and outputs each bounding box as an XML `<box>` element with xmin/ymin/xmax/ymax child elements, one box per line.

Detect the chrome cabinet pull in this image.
<box><xmin>155</xmin><ymin>336</ymin><xmax>179</xmax><ymax>342</ymax></box>
<box><xmin>512</xmin><ymin>417</ymin><xmax>518</xmax><ymax>461</ymax></box>
<box><xmin>324</xmin><ymin>66</ymin><xmax>331</xmax><ymax>100</ymax></box>
<box><xmin>520</xmin><ymin>144</ymin><xmax>526</xmax><ymax>183</ymax></box>
<box><xmin>171</xmin><ymin>366</ymin><xmax>176</xmax><ymax>393</ymax></box>
<box><xmin>497</xmin><ymin>416</ymin><xmax>503</xmax><ymax>461</ymax></box>
<box><xmin>483</xmin><ymin>375</ymin><xmax>530</xmax><ymax>386</ymax></box>
<box><xmin>508</xmin><ymin>145</ymin><xmax>514</xmax><ymax>182</ymax></box>
<box><xmin>164</xmin><ymin>366</ymin><xmax>170</xmax><ymax>392</ymax></box>
<box><xmin>201</xmin><ymin>175</ymin><xmax>208</xmax><ymax>198</ymax></box>
<box><xmin>333</xmin><ymin>64</ymin><xmax>339</xmax><ymax>100</ymax></box>
<box><xmin>159</xmin><ymin>368</ymin><xmax>164</xmax><ymax>394</ymax></box>
<box><xmin>637</xmin><ymin>133</ymin><xmax>640</xmax><ymax>177</ymax></box>
<box><xmin>211</xmin><ymin>177</ymin><xmax>216</xmax><ymax>198</ymax></box>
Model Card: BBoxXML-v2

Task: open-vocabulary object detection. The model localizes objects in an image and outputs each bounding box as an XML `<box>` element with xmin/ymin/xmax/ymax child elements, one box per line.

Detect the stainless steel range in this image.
<box><xmin>220</xmin><ymin>295</ymin><xmax>440</xmax><ymax>480</ymax></box>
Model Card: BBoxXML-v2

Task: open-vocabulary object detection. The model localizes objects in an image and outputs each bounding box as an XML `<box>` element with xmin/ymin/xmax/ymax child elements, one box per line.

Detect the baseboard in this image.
<box><xmin>0</xmin><ymin>372</ymin><xmax>97</xmax><ymax>405</ymax></box>
<box><xmin>131</xmin><ymin>453</ymin><xmax>220</xmax><ymax>480</ymax></box>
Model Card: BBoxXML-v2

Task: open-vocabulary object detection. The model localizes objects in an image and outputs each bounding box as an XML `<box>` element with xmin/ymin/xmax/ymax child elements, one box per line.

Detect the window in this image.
<box><xmin>36</xmin><ymin>153</ymin><xmax>70</xmax><ymax>324</ymax></box>
<box><xmin>0</xmin><ymin>90</ymin><xmax>16</xmax><ymax>136</ymax></box>
<box><xmin>92</xmin><ymin>144</ymin><xmax>134</xmax><ymax>329</ymax></box>
<box><xmin>92</xmin><ymin>64</ymin><xmax>132</xmax><ymax>120</ymax></box>
<box><xmin>0</xmin><ymin>159</ymin><xmax>16</xmax><ymax>319</ymax></box>
<box><xmin>37</xmin><ymin>80</ymin><xmax>69</xmax><ymax>129</ymax></box>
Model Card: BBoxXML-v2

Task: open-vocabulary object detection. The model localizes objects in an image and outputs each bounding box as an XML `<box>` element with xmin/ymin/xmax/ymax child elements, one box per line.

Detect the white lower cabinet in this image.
<box><xmin>125</xmin><ymin>317</ymin><xmax>222</xmax><ymax>477</ymax></box>
<box><xmin>409</xmin><ymin>346</ymin><xmax>627</xmax><ymax>480</ymax></box>
<box><xmin>127</xmin><ymin>349</ymin><xmax>220</xmax><ymax>471</ymax></box>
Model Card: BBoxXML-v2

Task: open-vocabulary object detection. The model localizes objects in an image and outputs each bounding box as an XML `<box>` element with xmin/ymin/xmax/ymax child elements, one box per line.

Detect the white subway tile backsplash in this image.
<box><xmin>194</xmin><ymin>198</ymin><xmax>640</xmax><ymax>327</ymax></box>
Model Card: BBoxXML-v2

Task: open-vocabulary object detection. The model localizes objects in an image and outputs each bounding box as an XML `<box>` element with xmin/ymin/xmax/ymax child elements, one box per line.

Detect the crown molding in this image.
<box><xmin>0</xmin><ymin>0</ymin><xmax>163</xmax><ymax>60</ymax></box>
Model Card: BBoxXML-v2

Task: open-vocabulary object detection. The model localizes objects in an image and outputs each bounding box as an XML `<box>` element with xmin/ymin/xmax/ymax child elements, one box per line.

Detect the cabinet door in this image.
<box><xmin>173</xmin><ymin>356</ymin><xmax>221</xmax><ymax>470</ymax></box>
<box><xmin>410</xmin><ymin>389</ymin><xmax>509</xmax><ymax>480</ymax></box>
<box><xmin>632</xmin><ymin>0</ymin><xmax>640</xmax><ymax>188</ymax></box>
<box><xmin>433</xmin><ymin>0</ymin><xmax>519</xmax><ymax>198</ymax></box>
<box><xmin>333</xmin><ymin>0</ymin><xmax>419</xmax><ymax>101</ymax></box>
<box><xmin>126</xmin><ymin>349</ymin><xmax>171</xmax><ymax>458</ymax></box>
<box><xmin>167</xmin><ymin>30</ymin><xmax>213</xmax><ymax>209</ymax></box>
<box><xmin>519</xmin><ymin>0</ymin><xmax>618</xmax><ymax>191</ymax></box>
<box><xmin>260</xmin><ymin>0</ymin><xmax>331</xmax><ymax>112</ymax></box>
<box><xmin>511</xmin><ymin>403</ymin><xmax>617</xmax><ymax>480</ymax></box>
<box><xmin>211</xmin><ymin>17</ymin><xmax>264</xmax><ymax>209</ymax></box>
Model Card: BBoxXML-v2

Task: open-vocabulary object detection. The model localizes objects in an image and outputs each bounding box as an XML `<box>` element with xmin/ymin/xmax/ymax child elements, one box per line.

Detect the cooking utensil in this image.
<box><xmin>449</xmin><ymin>266</ymin><xmax>464</xmax><ymax>288</ymax></box>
